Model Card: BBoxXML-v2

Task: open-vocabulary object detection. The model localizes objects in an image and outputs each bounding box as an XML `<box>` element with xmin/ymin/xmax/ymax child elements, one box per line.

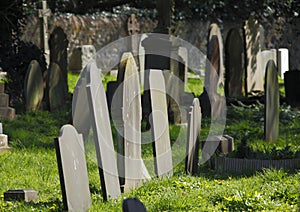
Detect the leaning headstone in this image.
<box><xmin>185</xmin><ymin>98</ymin><xmax>201</xmax><ymax>175</ymax></box>
<box><xmin>86</xmin><ymin>62</ymin><xmax>121</xmax><ymax>200</ymax></box>
<box><xmin>4</xmin><ymin>190</ymin><xmax>38</xmax><ymax>202</ymax></box>
<box><xmin>24</xmin><ymin>60</ymin><xmax>44</xmax><ymax>111</ymax></box>
<box><xmin>244</xmin><ymin>15</ymin><xmax>265</xmax><ymax>94</ymax></box>
<box><xmin>225</xmin><ymin>28</ymin><xmax>244</xmax><ymax>98</ymax></box>
<box><xmin>55</xmin><ymin>124</ymin><xmax>91</xmax><ymax>211</ymax></box>
<box><xmin>49</xmin><ymin>26</ymin><xmax>68</xmax><ymax>96</ymax></box>
<box><xmin>278</xmin><ymin>48</ymin><xmax>289</xmax><ymax>79</ymax></box>
<box><xmin>0</xmin><ymin>74</ymin><xmax>15</xmax><ymax>119</ymax></box>
<box><xmin>149</xmin><ymin>69</ymin><xmax>173</xmax><ymax>177</ymax></box>
<box><xmin>72</xmin><ymin>67</ymin><xmax>91</xmax><ymax>141</ymax></box>
<box><xmin>0</xmin><ymin>123</ymin><xmax>12</xmax><ymax>153</ymax></box>
<box><xmin>69</xmin><ymin>45</ymin><xmax>96</xmax><ymax>73</ymax></box>
<box><xmin>284</xmin><ymin>70</ymin><xmax>300</xmax><ymax>108</ymax></box>
<box><xmin>264</xmin><ymin>60</ymin><xmax>279</xmax><ymax>142</ymax></box>
<box><xmin>260</xmin><ymin>49</ymin><xmax>277</xmax><ymax>75</ymax></box>
<box><xmin>46</xmin><ymin>62</ymin><xmax>67</xmax><ymax>111</ymax></box>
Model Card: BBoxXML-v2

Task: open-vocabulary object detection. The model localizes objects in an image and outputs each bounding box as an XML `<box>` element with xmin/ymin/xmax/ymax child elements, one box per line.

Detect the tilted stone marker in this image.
<box><xmin>86</xmin><ymin>62</ymin><xmax>121</xmax><ymax>200</ymax></box>
<box><xmin>55</xmin><ymin>124</ymin><xmax>91</xmax><ymax>211</ymax></box>
<box><xmin>244</xmin><ymin>15</ymin><xmax>265</xmax><ymax>94</ymax></box>
<box><xmin>264</xmin><ymin>60</ymin><xmax>279</xmax><ymax>142</ymax></box>
<box><xmin>149</xmin><ymin>69</ymin><xmax>173</xmax><ymax>177</ymax></box>
<box><xmin>38</xmin><ymin>0</ymin><xmax>50</xmax><ymax>66</ymax></box>
<box><xmin>72</xmin><ymin>67</ymin><xmax>91</xmax><ymax>141</ymax></box>
<box><xmin>278</xmin><ymin>48</ymin><xmax>289</xmax><ymax>79</ymax></box>
<box><xmin>185</xmin><ymin>98</ymin><xmax>201</xmax><ymax>175</ymax></box>
<box><xmin>24</xmin><ymin>60</ymin><xmax>44</xmax><ymax>111</ymax></box>
<box><xmin>225</xmin><ymin>28</ymin><xmax>244</xmax><ymax>98</ymax></box>
<box><xmin>4</xmin><ymin>190</ymin><xmax>38</xmax><ymax>202</ymax></box>
<box><xmin>69</xmin><ymin>45</ymin><xmax>96</xmax><ymax>73</ymax></box>
<box><xmin>0</xmin><ymin>123</ymin><xmax>12</xmax><ymax>153</ymax></box>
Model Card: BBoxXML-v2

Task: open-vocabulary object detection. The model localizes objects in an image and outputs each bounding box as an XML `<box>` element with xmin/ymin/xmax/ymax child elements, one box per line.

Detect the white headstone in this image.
<box><xmin>138</xmin><ymin>34</ymin><xmax>148</xmax><ymax>88</ymax></box>
<box><xmin>260</xmin><ymin>49</ymin><xmax>277</xmax><ymax>75</ymax></box>
<box><xmin>278</xmin><ymin>48</ymin><xmax>289</xmax><ymax>79</ymax></box>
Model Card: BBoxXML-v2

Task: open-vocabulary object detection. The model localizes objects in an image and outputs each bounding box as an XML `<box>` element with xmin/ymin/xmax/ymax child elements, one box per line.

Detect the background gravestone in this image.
<box><xmin>284</xmin><ymin>70</ymin><xmax>300</xmax><ymax>108</ymax></box>
<box><xmin>185</xmin><ymin>98</ymin><xmax>201</xmax><ymax>175</ymax></box>
<box><xmin>0</xmin><ymin>76</ymin><xmax>15</xmax><ymax>120</ymax></box>
<box><xmin>68</xmin><ymin>45</ymin><xmax>96</xmax><ymax>73</ymax></box>
<box><xmin>278</xmin><ymin>48</ymin><xmax>289</xmax><ymax>79</ymax></box>
<box><xmin>264</xmin><ymin>60</ymin><xmax>279</xmax><ymax>142</ymax></box>
<box><xmin>225</xmin><ymin>28</ymin><xmax>244</xmax><ymax>98</ymax></box>
<box><xmin>138</xmin><ymin>34</ymin><xmax>148</xmax><ymax>88</ymax></box>
<box><xmin>55</xmin><ymin>124</ymin><xmax>91</xmax><ymax>211</ymax></box>
<box><xmin>149</xmin><ymin>69</ymin><xmax>173</xmax><ymax>177</ymax></box>
<box><xmin>86</xmin><ymin>62</ymin><xmax>121</xmax><ymax>200</ymax></box>
<box><xmin>260</xmin><ymin>49</ymin><xmax>277</xmax><ymax>75</ymax></box>
<box><xmin>24</xmin><ymin>60</ymin><xmax>44</xmax><ymax>111</ymax></box>
<box><xmin>127</xmin><ymin>14</ymin><xmax>140</xmax><ymax>58</ymax></box>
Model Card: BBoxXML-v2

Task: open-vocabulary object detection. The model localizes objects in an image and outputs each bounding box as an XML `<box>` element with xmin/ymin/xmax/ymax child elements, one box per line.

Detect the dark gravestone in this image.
<box><xmin>123</xmin><ymin>198</ymin><xmax>147</xmax><ymax>212</ymax></box>
<box><xmin>185</xmin><ymin>98</ymin><xmax>201</xmax><ymax>175</ymax></box>
<box><xmin>49</xmin><ymin>26</ymin><xmax>68</xmax><ymax>96</ymax></box>
<box><xmin>46</xmin><ymin>63</ymin><xmax>67</xmax><ymax>111</ymax></box>
<box><xmin>284</xmin><ymin>70</ymin><xmax>300</xmax><ymax>108</ymax></box>
<box><xmin>86</xmin><ymin>62</ymin><xmax>121</xmax><ymax>200</ymax></box>
<box><xmin>55</xmin><ymin>124</ymin><xmax>91</xmax><ymax>211</ymax></box>
<box><xmin>264</xmin><ymin>60</ymin><xmax>279</xmax><ymax>142</ymax></box>
<box><xmin>225</xmin><ymin>28</ymin><xmax>244</xmax><ymax>98</ymax></box>
<box><xmin>24</xmin><ymin>60</ymin><xmax>44</xmax><ymax>111</ymax></box>
<box><xmin>4</xmin><ymin>190</ymin><xmax>38</xmax><ymax>202</ymax></box>
<box><xmin>149</xmin><ymin>69</ymin><xmax>173</xmax><ymax>177</ymax></box>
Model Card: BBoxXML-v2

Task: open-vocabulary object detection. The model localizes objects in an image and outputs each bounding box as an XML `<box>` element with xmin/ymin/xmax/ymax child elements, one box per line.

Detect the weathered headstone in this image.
<box><xmin>49</xmin><ymin>26</ymin><xmax>68</xmax><ymax>96</ymax></box>
<box><xmin>69</xmin><ymin>45</ymin><xmax>96</xmax><ymax>73</ymax></box>
<box><xmin>264</xmin><ymin>60</ymin><xmax>279</xmax><ymax>142</ymax></box>
<box><xmin>149</xmin><ymin>69</ymin><xmax>173</xmax><ymax>177</ymax></box>
<box><xmin>185</xmin><ymin>98</ymin><xmax>201</xmax><ymax>175</ymax></box>
<box><xmin>46</xmin><ymin>63</ymin><xmax>67</xmax><ymax>111</ymax></box>
<box><xmin>260</xmin><ymin>49</ymin><xmax>277</xmax><ymax>75</ymax></box>
<box><xmin>284</xmin><ymin>70</ymin><xmax>300</xmax><ymax>108</ymax></box>
<box><xmin>225</xmin><ymin>28</ymin><xmax>244</xmax><ymax>98</ymax></box>
<box><xmin>244</xmin><ymin>15</ymin><xmax>265</xmax><ymax>94</ymax></box>
<box><xmin>24</xmin><ymin>60</ymin><xmax>44</xmax><ymax>111</ymax></box>
<box><xmin>178</xmin><ymin>47</ymin><xmax>189</xmax><ymax>86</ymax></box>
<box><xmin>127</xmin><ymin>14</ymin><xmax>140</xmax><ymax>57</ymax></box>
<box><xmin>72</xmin><ymin>67</ymin><xmax>91</xmax><ymax>141</ymax></box>
<box><xmin>38</xmin><ymin>0</ymin><xmax>50</xmax><ymax>66</ymax></box>
<box><xmin>0</xmin><ymin>73</ymin><xmax>15</xmax><ymax>119</ymax></box>
<box><xmin>138</xmin><ymin>34</ymin><xmax>148</xmax><ymax>88</ymax></box>
<box><xmin>55</xmin><ymin>124</ymin><xmax>91</xmax><ymax>211</ymax></box>
<box><xmin>86</xmin><ymin>62</ymin><xmax>121</xmax><ymax>200</ymax></box>
<box><xmin>0</xmin><ymin>123</ymin><xmax>12</xmax><ymax>153</ymax></box>
<box><xmin>278</xmin><ymin>48</ymin><xmax>289</xmax><ymax>79</ymax></box>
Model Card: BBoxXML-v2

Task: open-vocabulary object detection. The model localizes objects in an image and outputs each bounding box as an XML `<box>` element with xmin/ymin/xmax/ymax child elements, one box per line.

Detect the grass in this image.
<box><xmin>0</xmin><ymin>71</ymin><xmax>299</xmax><ymax>211</ymax></box>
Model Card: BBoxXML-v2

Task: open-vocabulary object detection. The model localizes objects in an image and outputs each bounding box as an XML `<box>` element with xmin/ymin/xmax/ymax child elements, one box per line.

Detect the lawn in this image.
<box><xmin>0</xmin><ymin>72</ymin><xmax>299</xmax><ymax>211</ymax></box>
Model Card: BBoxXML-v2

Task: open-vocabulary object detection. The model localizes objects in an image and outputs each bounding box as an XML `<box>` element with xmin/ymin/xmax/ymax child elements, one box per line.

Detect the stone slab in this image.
<box><xmin>0</xmin><ymin>93</ymin><xmax>9</xmax><ymax>108</ymax></box>
<box><xmin>0</xmin><ymin>107</ymin><xmax>15</xmax><ymax>120</ymax></box>
<box><xmin>4</xmin><ymin>189</ymin><xmax>38</xmax><ymax>202</ymax></box>
<box><xmin>278</xmin><ymin>48</ymin><xmax>289</xmax><ymax>79</ymax></box>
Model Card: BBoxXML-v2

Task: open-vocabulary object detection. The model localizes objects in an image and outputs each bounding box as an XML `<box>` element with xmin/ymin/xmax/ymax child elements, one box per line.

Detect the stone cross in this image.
<box><xmin>127</xmin><ymin>14</ymin><xmax>140</xmax><ymax>65</ymax></box>
<box><xmin>38</xmin><ymin>0</ymin><xmax>50</xmax><ymax>66</ymax></box>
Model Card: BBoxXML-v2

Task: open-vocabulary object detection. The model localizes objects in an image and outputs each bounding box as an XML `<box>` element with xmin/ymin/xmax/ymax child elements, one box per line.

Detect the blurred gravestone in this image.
<box><xmin>260</xmin><ymin>49</ymin><xmax>277</xmax><ymax>75</ymax></box>
<box><xmin>244</xmin><ymin>15</ymin><xmax>265</xmax><ymax>94</ymax></box>
<box><xmin>122</xmin><ymin>197</ymin><xmax>147</xmax><ymax>212</ymax></box>
<box><xmin>0</xmin><ymin>123</ymin><xmax>12</xmax><ymax>153</ymax></box>
<box><xmin>69</xmin><ymin>45</ymin><xmax>96</xmax><ymax>73</ymax></box>
<box><xmin>38</xmin><ymin>0</ymin><xmax>50</xmax><ymax>66</ymax></box>
<box><xmin>4</xmin><ymin>190</ymin><xmax>37</xmax><ymax>202</ymax></box>
<box><xmin>284</xmin><ymin>70</ymin><xmax>300</xmax><ymax>108</ymax></box>
<box><xmin>264</xmin><ymin>60</ymin><xmax>279</xmax><ymax>142</ymax></box>
<box><xmin>278</xmin><ymin>48</ymin><xmax>289</xmax><ymax>79</ymax></box>
<box><xmin>185</xmin><ymin>98</ymin><xmax>201</xmax><ymax>175</ymax></box>
<box><xmin>127</xmin><ymin>14</ymin><xmax>140</xmax><ymax>57</ymax></box>
<box><xmin>0</xmin><ymin>72</ymin><xmax>15</xmax><ymax>119</ymax></box>
<box><xmin>138</xmin><ymin>34</ymin><xmax>148</xmax><ymax>88</ymax></box>
<box><xmin>86</xmin><ymin>62</ymin><xmax>121</xmax><ymax>200</ymax></box>
<box><xmin>149</xmin><ymin>69</ymin><xmax>173</xmax><ymax>177</ymax></box>
<box><xmin>55</xmin><ymin>124</ymin><xmax>91</xmax><ymax>211</ymax></box>
<box><xmin>24</xmin><ymin>60</ymin><xmax>44</xmax><ymax>111</ymax></box>
<box><xmin>225</xmin><ymin>28</ymin><xmax>244</xmax><ymax>98</ymax></box>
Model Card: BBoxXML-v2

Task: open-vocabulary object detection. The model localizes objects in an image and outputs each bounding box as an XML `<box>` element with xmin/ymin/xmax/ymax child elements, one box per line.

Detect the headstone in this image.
<box><xmin>185</xmin><ymin>98</ymin><xmax>201</xmax><ymax>175</ymax></box>
<box><xmin>49</xmin><ymin>26</ymin><xmax>68</xmax><ymax>96</ymax></box>
<box><xmin>138</xmin><ymin>34</ymin><xmax>148</xmax><ymax>88</ymax></box>
<box><xmin>178</xmin><ymin>47</ymin><xmax>189</xmax><ymax>87</ymax></box>
<box><xmin>278</xmin><ymin>48</ymin><xmax>289</xmax><ymax>79</ymax></box>
<box><xmin>122</xmin><ymin>198</ymin><xmax>147</xmax><ymax>212</ymax></box>
<box><xmin>0</xmin><ymin>74</ymin><xmax>15</xmax><ymax>119</ymax></box>
<box><xmin>46</xmin><ymin>62</ymin><xmax>67</xmax><ymax>111</ymax></box>
<box><xmin>38</xmin><ymin>0</ymin><xmax>50</xmax><ymax>66</ymax></box>
<box><xmin>260</xmin><ymin>49</ymin><xmax>277</xmax><ymax>75</ymax></box>
<box><xmin>225</xmin><ymin>28</ymin><xmax>244</xmax><ymax>98</ymax></box>
<box><xmin>24</xmin><ymin>60</ymin><xmax>44</xmax><ymax>111</ymax></box>
<box><xmin>72</xmin><ymin>67</ymin><xmax>91</xmax><ymax>141</ymax></box>
<box><xmin>0</xmin><ymin>124</ymin><xmax>12</xmax><ymax>153</ymax></box>
<box><xmin>264</xmin><ymin>60</ymin><xmax>279</xmax><ymax>142</ymax></box>
<box><xmin>55</xmin><ymin>124</ymin><xmax>91</xmax><ymax>211</ymax></box>
<box><xmin>244</xmin><ymin>15</ymin><xmax>265</xmax><ymax>94</ymax></box>
<box><xmin>4</xmin><ymin>190</ymin><xmax>38</xmax><ymax>202</ymax></box>
<box><xmin>127</xmin><ymin>14</ymin><xmax>140</xmax><ymax>57</ymax></box>
<box><xmin>149</xmin><ymin>69</ymin><xmax>173</xmax><ymax>177</ymax></box>
<box><xmin>69</xmin><ymin>45</ymin><xmax>97</xmax><ymax>73</ymax></box>
<box><xmin>284</xmin><ymin>70</ymin><xmax>300</xmax><ymax>108</ymax></box>
<box><xmin>86</xmin><ymin>62</ymin><xmax>121</xmax><ymax>200</ymax></box>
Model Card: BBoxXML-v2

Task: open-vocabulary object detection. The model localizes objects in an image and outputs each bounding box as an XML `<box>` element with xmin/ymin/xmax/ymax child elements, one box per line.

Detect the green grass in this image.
<box><xmin>0</xmin><ymin>73</ymin><xmax>299</xmax><ymax>211</ymax></box>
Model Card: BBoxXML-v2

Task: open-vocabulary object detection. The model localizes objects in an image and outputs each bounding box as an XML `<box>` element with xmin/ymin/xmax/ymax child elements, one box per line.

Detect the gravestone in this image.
<box><xmin>55</xmin><ymin>124</ymin><xmax>91</xmax><ymax>211</ymax></box>
<box><xmin>86</xmin><ymin>62</ymin><xmax>121</xmax><ymax>200</ymax></box>
<box><xmin>24</xmin><ymin>60</ymin><xmax>44</xmax><ymax>111</ymax></box>
<box><xmin>72</xmin><ymin>67</ymin><xmax>91</xmax><ymax>141</ymax></box>
<box><xmin>284</xmin><ymin>70</ymin><xmax>300</xmax><ymax>108</ymax></box>
<box><xmin>149</xmin><ymin>69</ymin><xmax>173</xmax><ymax>177</ymax></box>
<box><xmin>138</xmin><ymin>34</ymin><xmax>148</xmax><ymax>88</ymax></box>
<box><xmin>38</xmin><ymin>0</ymin><xmax>50</xmax><ymax>66</ymax></box>
<box><xmin>178</xmin><ymin>47</ymin><xmax>189</xmax><ymax>86</ymax></box>
<box><xmin>185</xmin><ymin>98</ymin><xmax>201</xmax><ymax>175</ymax></box>
<box><xmin>49</xmin><ymin>26</ymin><xmax>68</xmax><ymax>96</ymax></box>
<box><xmin>0</xmin><ymin>123</ymin><xmax>12</xmax><ymax>153</ymax></box>
<box><xmin>264</xmin><ymin>60</ymin><xmax>279</xmax><ymax>142</ymax></box>
<box><xmin>69</xmin><ymin>45</ymin><xmax>97</xmax><ymax>73</ymax></box>
<box><xmin>278</xmin><ymin>48</ymin><xmax>289</xmax><ymax>79</ymax></box>
<box><xmin>225</xmin><ymin>28</ymin><xmax>244</xmax><ymax>98</ymax></box>
<box><xmin>46</xmin><ymin>63</ymin><xmax>67</xmax><ymax>111</ymax></box>
<box><xmin>127</xmin><ymin>14</ymin><xmax>140</xmax><ymax>57</ymax></box>
<box><xmin>4</xmin><ymin>190</ymin><xmax>38</xmax><ymax>202</ymax></box>
<box><xmin>123</xmin><ymin>198</ymin><xmax>147</xmax><ymax>212</ymax></box>
<box><xmin>0</xmin><ymin>73</ymin><xmax>15</xmax><ymax>119</ymax></box>
<box><xmin>260</xmin><ymin>49</ymin><xmax>277</xmax><ymax>75</ymax></box>
<box><xmin>244</xmin><ymin>15</ymin><xmax>265</xmax><ymax>94</ymax></box>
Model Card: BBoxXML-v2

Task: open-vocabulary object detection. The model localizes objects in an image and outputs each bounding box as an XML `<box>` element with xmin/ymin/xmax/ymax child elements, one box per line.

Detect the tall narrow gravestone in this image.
<box><xmin>278</xmin><ymin>48</ymin><xmax>289</xmax><ymax>79</ymax></box>
<box><xmin>86</xmin><ymin>62</ymin><xmax>121</xmax><ymax>200</ymax></box>
<box><xmin>38</xmin><ymin>0</ymin><xmax>50</xmax><ymax>66</ymax></box>
<box><xmin>185</xmin><ymin>98</ymin><xmax>201</xmax><ymax>175</ymax></box>
<box><xmin>149</xmin><ymin>69</ymin><xmax>173</xmax><ymax>177</ymax></box>
<box><xmin>264</xmin><ymin>60</ymin><xmax>279</xmax><ymax>142</ymax></box>
<box><xmin>55</xmin><ymin>124</ymin><xmax>91</xmax><ymax>211</ymax></box>
<box><xmin>24</xmin><ymin>60</ymin><xmax>44</xmax><ymax>111</ymax></box>
<box><xmin>225</xmin><ymin>28</ymin><xmax>244</xmax><ymax>98</ymax></box>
